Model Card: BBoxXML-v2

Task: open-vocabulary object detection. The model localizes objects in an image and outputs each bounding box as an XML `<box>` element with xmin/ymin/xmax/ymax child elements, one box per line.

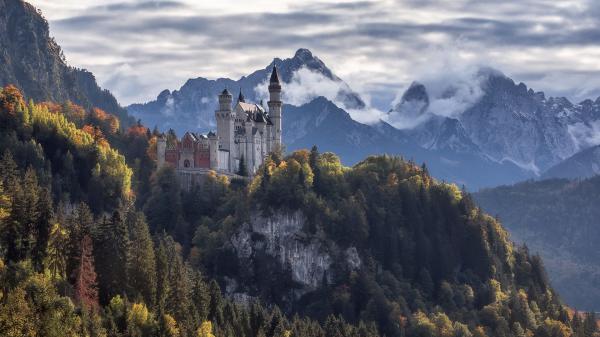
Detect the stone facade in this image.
<box><xmin>157</xmin><ymin>66</ymin><xmax>283</xmax><ymax>186</ymax></box>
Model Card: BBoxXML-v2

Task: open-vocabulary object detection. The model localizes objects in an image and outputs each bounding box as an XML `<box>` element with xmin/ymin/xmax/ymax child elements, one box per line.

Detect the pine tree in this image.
<box><xmin>155</xmin><ymin>236</ymin><xmax>171</xmax><ymax>312</ymax></box>
<box><xmin>144</xmin><ymin>166</ymin><xmax>183</xmax><ymax>233</ymax></box>
<box><xmin>46</xmin><ymin>222</ymin><xmax>68</xmax><ymax>280</ymax></box>
<box><xmin>94</xmin><ymin>210</ymin><xmax>130</xmax><ymax>304</ymax></box>
<box><xmin>8</xmin><ymin>167</ymin><xmax>40</xmax><ymax>261</ymax></box>
<box><xmin>0</xmin><ymin>150</ymin><xmax>18</xmax><ymax>187</ymax></box>
<box><xmin>191</xmin><ymin>272</ymin><xmax>211</xmax><ymax>321</ymax></box>
<box><xmin>127</xmin><ymin>211</ymin><xmax>156</xmax><ymax>306</ymax></box>
<box><xmin>74</xmin><ymin>235</ymin><xmax>99</xmax><ymax>311</ymax></box>
<box><xmin>66</xmin><ymin>203</ymin><xmax>94</xmax><ymax>283</ymax></box>
<box><xmin>32</xmin><ymin>187</ymin><xmax>53</xmax><ymax>271</ymax></box>
<box><xmin>238</xmin><ymin>155</ymin><xmax>248</xmax><ymax>177</ymax></box>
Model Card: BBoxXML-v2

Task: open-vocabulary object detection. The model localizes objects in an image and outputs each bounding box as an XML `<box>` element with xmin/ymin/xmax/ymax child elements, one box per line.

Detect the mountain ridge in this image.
<box><xmin>0</xmin><ymin>0</ymin><xmax>132</xmax><ymax>125</ymax></box>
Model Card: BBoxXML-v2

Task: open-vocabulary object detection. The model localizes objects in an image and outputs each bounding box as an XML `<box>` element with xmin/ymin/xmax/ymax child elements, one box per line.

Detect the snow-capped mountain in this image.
<box><xmin>128</xmin><ymin>48</ymin><xmax>364</xmax><ymax>133</ymax></box>
<box><xmin>130</xmin><ymin>48</ymin><xmax>600</xmax><ymax>188</ymax></box>
<box><xmin>390</xmin><ymin>70</ymin><xmax>600</xmax><ymax>175</ymax></box>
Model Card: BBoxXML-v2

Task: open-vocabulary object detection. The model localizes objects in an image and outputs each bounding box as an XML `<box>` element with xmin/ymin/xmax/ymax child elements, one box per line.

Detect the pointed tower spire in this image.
<box><xmin>238</xmin><ymin>88</ymin><xmax>245</xmax><ymax>103</ymax></box>
<box><xmin>270</xmin><ymin>65</ymin><xmax>280</xmax><ymax>84</ymax></box>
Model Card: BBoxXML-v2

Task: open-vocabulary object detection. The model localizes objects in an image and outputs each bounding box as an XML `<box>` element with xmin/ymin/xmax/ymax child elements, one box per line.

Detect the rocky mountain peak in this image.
<box><xmin>401</xmin><ymin>81</ymin><xmax>429</xmax><ymax>105</ymax></box>
<box><xmin>293</xmin><ymin>48</ymin><xmax>314</xmax><ymax>61</ymax></box>
<box><xmin>0</xmin><ymin>0</ymin><xmax>131</xmax><ymax>124</ymax></box>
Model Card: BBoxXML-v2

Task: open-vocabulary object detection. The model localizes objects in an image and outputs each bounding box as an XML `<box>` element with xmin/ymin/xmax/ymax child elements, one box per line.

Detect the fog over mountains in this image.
<box><xmin>128</xmin><ymin>48</ymin><xmax>600</xmax><ymax>189</ymax></box>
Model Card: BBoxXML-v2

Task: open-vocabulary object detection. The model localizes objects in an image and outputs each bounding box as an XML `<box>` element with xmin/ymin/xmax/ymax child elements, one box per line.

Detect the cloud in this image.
<box><xmin>568</xmin><ymin>121</ymin><xmax>600</xmax><ymax>149</ymax></box>
<box><xmin>253</xmin><ymin>66</ymin><xmax>387</xmax><ymax>124</ymax></box>
<box><xmin>28</xmin><ymin>0</ymin><xmax>600</xmax><ymax>112</ymax></box>
<box><xmin>384</xmin><ymin>43</ymin><xmax>489</xmax><ymax>129</ymax></box>
<box><xmin>160</xmin><ymin>94</ymin><xmax>175</xmax><ymax>117</ymax></box>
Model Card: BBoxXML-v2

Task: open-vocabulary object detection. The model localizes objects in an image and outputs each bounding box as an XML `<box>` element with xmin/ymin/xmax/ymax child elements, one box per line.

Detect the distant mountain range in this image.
<box><xmin>0</xmin><ymin>0</ymin><xmax>131</xmax><ymax>124</ymax></box>
<box><xmin>542</xmin><ymin>144</ymin><xmax>600</xmax><ymax>179</ymax></box>
<box><xmin>129</xmin><ymin>48</ymin><xmax>600</xmax><ymax>188</ymax></box>
<box><xmin>474</xmin><ymin>176</ymin><xmax>600</xmax><ymax>311</ymax></box>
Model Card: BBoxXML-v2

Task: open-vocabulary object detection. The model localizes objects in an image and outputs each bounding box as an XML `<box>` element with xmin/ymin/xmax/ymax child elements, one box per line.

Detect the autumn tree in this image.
<box><xmin>74</xmin><ymin>235</ymin><xmax>99</xmax><ymax>311</ymax></box>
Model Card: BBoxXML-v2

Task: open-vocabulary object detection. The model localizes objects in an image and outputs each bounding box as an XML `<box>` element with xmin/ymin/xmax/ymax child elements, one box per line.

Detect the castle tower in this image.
<box><xmin>157</xmin><ymin>135</ymin><xmax>166</xmax><ymax>168</ymax></box>
<box><xmin>267</xmin><ymin>66</ymin><xmax>282</xmax><ymax>151</ymax></box>
<box><xmin>208</xmin><ymin>131</ymin><xmax>218</xmax><ymax>170</ymax></box>
<box><xmin>215</xmin><ymin>88</ymin><xmax>234</xmax><ymax>161</ymax></box>
<box><xmin>245</xmin><ymin>114</ymin><xmax>255</xmax><ymax>173</ymax></box>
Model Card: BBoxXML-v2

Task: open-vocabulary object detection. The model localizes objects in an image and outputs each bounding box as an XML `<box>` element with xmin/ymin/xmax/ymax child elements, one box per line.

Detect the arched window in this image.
<box><xmin>184</xmin><ymin>159</ymin><xmax>190</xmax><ymax>168</ymax></box>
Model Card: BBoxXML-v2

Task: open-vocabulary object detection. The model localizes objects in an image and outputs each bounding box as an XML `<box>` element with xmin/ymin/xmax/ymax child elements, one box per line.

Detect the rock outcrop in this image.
<box><xmin>0</xmin><ymin>0</ymin><xmax>131</xmax><ymax>124</ymax></box>
<box><xmin>227</xmin><ymin>210</ymin><xmax>362</xmax><ymax>306</ymax></box>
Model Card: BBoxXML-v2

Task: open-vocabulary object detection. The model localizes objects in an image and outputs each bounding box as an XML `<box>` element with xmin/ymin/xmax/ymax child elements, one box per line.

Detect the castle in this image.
<box><xmin>156</xmin><ymin>66</ymin><xmax>283</xmax><ymax>186</ymax></box>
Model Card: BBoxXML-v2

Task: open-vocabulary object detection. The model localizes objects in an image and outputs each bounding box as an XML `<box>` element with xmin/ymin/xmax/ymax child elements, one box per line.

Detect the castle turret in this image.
<box><xmin>215</xmin><ymin>89</ymin><xmax>234</xmax><ymax>170</ymax></box>
<box><xmin>157</xmin><ymin>134</ymin><xmax>167</xmax><ymax>168</ymax></box>
<box><xmin>238</xmin><ymin>88</ymin><xmax>245</xmax><ymax>103</ymax></box>
<box><xmin>268</xmin><ymin>66</ymin><xmax>282</xmax><ymax>151</ymax></box>
<box><xmin>245</xmin><ymin>114</ymin><xmax>255</xmax><ymax>173</ymax></box>
<box><xmin>208</xmin><ymin>131</ymin><xmax>218</xmax><ymax>170</ymax></box>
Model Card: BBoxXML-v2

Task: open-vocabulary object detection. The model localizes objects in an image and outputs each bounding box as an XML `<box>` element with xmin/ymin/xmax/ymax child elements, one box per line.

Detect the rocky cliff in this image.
<box><xmin>0</xmin><ymin>0</ymin><xmax>131</xmax><ymax>124</ymax></box>
<box><xmin>227</xmin><ymin>210</ymin><xmax>360</xmax><ymax>307</ymax></box>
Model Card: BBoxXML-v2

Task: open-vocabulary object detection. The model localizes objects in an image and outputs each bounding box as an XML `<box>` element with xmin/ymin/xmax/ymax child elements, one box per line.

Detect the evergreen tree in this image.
<box><xmin>94</xmin><ymin>210</ymin><xmax>130</xmax><ymax>304</ymax></box>
<box><xmin>66</xmin><ymin>203</ymin><xmax>94</xmax><ymax>283</ymax></box>
<box><xmin>127</xmin><ymin>211</ymin><xmax>156</xmax><ymax>307</ymax></box>
<box><xmin>32</xmin><ymin>187</ymin><xmax>53</xmax><ymax>271</ymax></box>
<box><xmin>144</xmin><ymin>166</ymin><xmax>184</xmax><ymax>234</ymax></box>
<box><xmin>238</xmin><ymin>154</ymin><xmax>248</xmax><ymax>177</ymax></box>
<box><xmin>155</xmin><ymin>236</ymin><xmax>170</xmax><ymax>312</ymax></box>
<box><xmin>74</xmin><ymin>235</ymin><xmax>99</xmax><ymax>311</ymax></box>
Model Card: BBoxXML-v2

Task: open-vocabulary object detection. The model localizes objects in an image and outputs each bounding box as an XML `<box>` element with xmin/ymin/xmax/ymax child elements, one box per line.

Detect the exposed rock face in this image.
<box><xmin>392</xmin><ymin>71</ymin><xmax>600</xmax><ymax>175</ymax></box>
<box><xmin>0</xmin><ymin>0</ymin><xmax>130</xmax><ymax>123</ymax></box>
<box><xmin>231</xmin><ymin>211</ymin><xmax>333</xmax><ymax>291</ymax></box>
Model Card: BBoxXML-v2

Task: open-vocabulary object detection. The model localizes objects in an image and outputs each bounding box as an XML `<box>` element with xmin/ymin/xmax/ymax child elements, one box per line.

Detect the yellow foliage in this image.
<box><xmin>0</xmin><ymin>181</ymin><xmax>11</xmax><ymax>222</ymax></box>
<box><xmin>45</xmin><ymin>222</ymin><xmax>68</xmax><ymax>280</ymax></box>
<box><xmin>197</xmin><ymin>321</ymin><xmax>215</xmax><ymax>337</ymax></box>
<box><xmin>128</xmin><ymin>303</ymin><xmax>150</xmax><ymax>327</ymax></box>
<box><xmin>0</xmin><ymin>287</ymin><xmax>36</xmax><ymax>337</ymax></box>
<box><xmin>163</xmin><ymin>314</ymin><xmax>180</xmax><ymax>337</ymax></box>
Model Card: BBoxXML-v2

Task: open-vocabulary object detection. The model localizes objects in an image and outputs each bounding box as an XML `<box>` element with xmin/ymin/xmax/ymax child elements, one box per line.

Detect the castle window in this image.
<box><xmin>184</xmin><ymin>159</ymin><xmax>191</xmax><ymax>168</ymax></box>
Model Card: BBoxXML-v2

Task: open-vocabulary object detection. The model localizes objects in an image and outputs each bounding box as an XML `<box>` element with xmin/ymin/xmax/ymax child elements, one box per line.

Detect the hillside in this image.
<box><xmin>474</xmin><ymin>177</ymin><xmax>600</xmax><ymax>312</ymax></box>
<box><xmin>542</xmin><ymin>145</ymin><xmax>600</xmax><ymax>179</ymax></box>
<box><xmin>0</xmin><ymin>0</ymin><xmax>132</xmax><ymax>125</ymax></box>
<box><xmin>143</xmin><ymin>146</ymin><xmax>593</xmax><ymax>337</ymax></box>
<box><xmin>2</xmin><ymin>85</ymin><xmax>596</xmax><ymax>336</ymax></box>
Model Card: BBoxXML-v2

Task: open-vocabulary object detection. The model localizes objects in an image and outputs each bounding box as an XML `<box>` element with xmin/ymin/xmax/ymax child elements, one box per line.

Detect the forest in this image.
<box><xmin>0</xmin><ymin>84</ymin><xmax>598</xmax><ymax>337</ymax></box>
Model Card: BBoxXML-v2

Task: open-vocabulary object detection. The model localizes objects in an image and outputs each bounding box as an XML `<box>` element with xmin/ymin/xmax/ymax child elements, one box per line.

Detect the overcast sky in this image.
<box><xmin>28</xmin><ymin>0</ymin><xmax>600</xmax><ymax>110</ymax></box>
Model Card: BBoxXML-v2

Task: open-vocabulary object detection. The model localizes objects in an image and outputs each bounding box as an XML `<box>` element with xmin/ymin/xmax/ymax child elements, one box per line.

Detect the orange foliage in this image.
<box><xmin>66</xmin><ymin>101</ymin><xmax>86</xmax><ymax>121</ymax></box>
<box><xmin>40</xmin><ymin>101</ymin><xmax>62</xmax><ymax>114</ymax></box>
<box><xmin>127</xmin><ymin>124</ymin><xmax>148</xmax><ymax>138</ymax></box>
<box><xmin>82</xmin><ymin>124</ymin><xmax>109</xmax><ymax>148</ymax></box>
<box><xmin>91</xmin><ymin>107</ymin><xmax>120</xmax><ymax>134</ymax></box>
<box><xmin>147</xmin><ymin>136</ymin><xmax>157</xmax><ymax>161</ymax></box>
<box><xmin>0</xmin><ymin>84</ymin><xmax>25</xmax><ymax>114</ymax></box>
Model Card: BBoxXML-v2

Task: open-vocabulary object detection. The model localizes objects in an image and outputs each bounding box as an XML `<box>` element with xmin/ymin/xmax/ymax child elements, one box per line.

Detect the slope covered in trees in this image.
<box><xmin>474</xmin><ymin>177</ymin><xmax>600</xmax><ymax>312</ymax></box>
<box><xmin>143</xmin><ymin>145</ymin><xmax>597</xmax><ymax>337</ymax></box>
<box><xmin>0</xmin><ymin>85</ymin><xmax>132</xmax><ymax>213</ymax></box>
<box><xmin>0</xmin><ymin>84</ymin><xmax>597</xmax><ymax>336</ymax></box>
<box><xmin>0</xmin><ymin>87</ymin><xmax>374</xmax><ymax>337</ymax></box>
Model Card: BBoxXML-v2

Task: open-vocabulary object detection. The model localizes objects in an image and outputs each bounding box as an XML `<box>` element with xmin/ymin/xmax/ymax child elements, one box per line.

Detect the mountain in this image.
<box><xmin>130</xmin><ymin>49</ymin><xmax>535</xmax><ymax>189</ymax></box>
<box><xmin>474</xmin><ymin>177</ymin><xmax>600</xmax><ymax>311</ymax></box>
<box><xmin>128</xmin><ymin>48</ymin><xmax>364</xmax><ymax>132</ymax></box>
<box><xmin>392</xmin><ymin>70</ymin><xmax>600</xmax><ymax>177</ymax></box>
<box><xmin>542</xmin><ymin>144</ymin><xmax>600</xmax><ymax>179</ymax></box>
<box><xmin>144</xmin><ymin>151</ymin><xmax>581</xmax><ymax>337</ymax></box>
<box><xmin>0</xmin><ymin>0</ymin><xmax>131</xmax><ymax>124</ymax></box>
